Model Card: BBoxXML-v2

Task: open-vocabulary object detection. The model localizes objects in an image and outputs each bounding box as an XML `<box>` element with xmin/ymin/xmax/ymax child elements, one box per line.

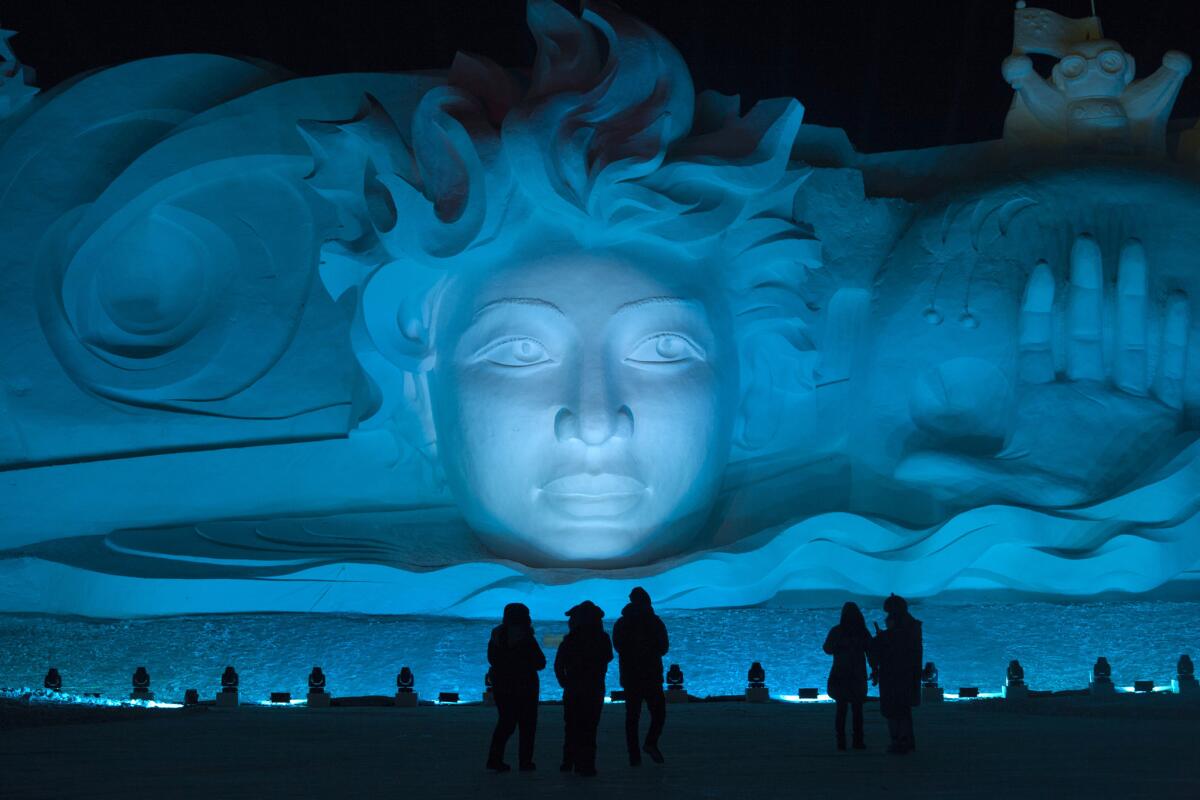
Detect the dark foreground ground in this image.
<box><xmin>1</xmin><ymin>695</ymin><xmax>1197</xmax><ymax>799</ymax></box>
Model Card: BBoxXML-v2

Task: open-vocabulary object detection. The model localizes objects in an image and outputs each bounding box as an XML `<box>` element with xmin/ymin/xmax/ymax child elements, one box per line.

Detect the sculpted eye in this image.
<box><xmin>477</xmin><ymin>337</ymin><xmax>552</xmax><ymax>367</ymax></box>
<box><xmin>1060</xmin><ymin>55</ymin><xmax>1086</xmax><ymax>78</ymax></box>
<box><xmin>1099</xmin><ymin>50</ymin><xmax>1125</xmax><ymax>73</ymax></box>
<box><xmin>626</xmin><ymin>333</ymin><xmax>705</xmax><ymax>365</ymax></box>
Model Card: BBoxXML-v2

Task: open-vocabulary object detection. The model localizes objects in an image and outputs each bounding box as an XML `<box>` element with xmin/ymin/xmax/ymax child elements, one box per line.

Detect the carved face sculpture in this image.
<box><xmin>427</xmin><ymin>242</ymin><xmax>737</xmax><ymax>567</ymax></box>
<box><xmin>1052</xmin><ymin>40</ymin><xmax>1135</xmax><ymax>99</ymax></box>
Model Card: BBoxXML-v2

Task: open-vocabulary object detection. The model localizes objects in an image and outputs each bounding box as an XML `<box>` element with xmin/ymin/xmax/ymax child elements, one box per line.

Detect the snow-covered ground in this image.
<box><xmin>2</xmin><ymin>695</ymin><xmax>1197</xmax><ymax>799</ymax></box>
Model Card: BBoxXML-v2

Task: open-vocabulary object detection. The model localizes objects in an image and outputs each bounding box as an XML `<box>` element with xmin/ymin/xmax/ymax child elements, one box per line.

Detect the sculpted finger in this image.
<box><xmin>1154</xmin><ymin>290</ymin><xmax>1189</xmax><ymax>409</ymax></box>
<box><xmin>1114</xmin><ymin>239</ymin><xmax>1149</xmax><ymax>394</ymax></box>
<box><xmin>1067</xmin><ymin>234</ymin><xmax>1105</xmax><ymax>382</ymax></box>
<box><xmin>1018</xmin><ymin>260</ymin><xmax>1056</xmax><ymax>383</ymax></box>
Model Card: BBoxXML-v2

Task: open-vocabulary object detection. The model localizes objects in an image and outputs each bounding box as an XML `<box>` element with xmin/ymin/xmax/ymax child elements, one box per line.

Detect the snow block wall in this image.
<box><xmin>1</xmin><ymin>2</ymin><xmax>1198</xmax><ymax>617</ymax></box>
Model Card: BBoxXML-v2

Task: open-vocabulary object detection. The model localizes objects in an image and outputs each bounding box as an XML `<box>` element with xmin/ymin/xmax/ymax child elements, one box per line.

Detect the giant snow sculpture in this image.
<box><xmin>0</xmin><ymin>2</ymin><xmax>1197</xmax><ymax>617</ymax></box>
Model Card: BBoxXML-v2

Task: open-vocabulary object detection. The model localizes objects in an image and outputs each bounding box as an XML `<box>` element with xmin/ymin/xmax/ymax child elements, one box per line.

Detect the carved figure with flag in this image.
<box><xmin>1001</xmin><ymin>3</ymin><xmax>1191</xmax><ymax>155</ymax></box>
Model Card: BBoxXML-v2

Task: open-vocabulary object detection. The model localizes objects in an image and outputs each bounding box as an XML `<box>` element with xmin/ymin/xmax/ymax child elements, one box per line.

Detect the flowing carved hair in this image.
<box><xmin>300</xmin><ymin>0</ymin><xmax>825</xmax><ymax>459</ymax></box>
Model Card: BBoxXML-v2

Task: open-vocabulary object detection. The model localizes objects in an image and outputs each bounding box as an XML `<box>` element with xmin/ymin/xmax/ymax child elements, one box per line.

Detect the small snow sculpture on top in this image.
<box><xmin>1000</xmin><ymin>1</ymin><xmax>1190</xmax><ymax>155</ymax></box>
<box><xmin>0</xmin><ymin>28</ymin><xmax>37</xmax><ymax>121</ymax></box>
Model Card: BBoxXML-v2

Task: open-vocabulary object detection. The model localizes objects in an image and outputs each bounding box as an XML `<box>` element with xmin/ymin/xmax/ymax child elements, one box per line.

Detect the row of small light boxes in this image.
<box><xmin>38</xmin><ymin>655</ymin><xmax>1198</xmax><ymax>706</ymax></box>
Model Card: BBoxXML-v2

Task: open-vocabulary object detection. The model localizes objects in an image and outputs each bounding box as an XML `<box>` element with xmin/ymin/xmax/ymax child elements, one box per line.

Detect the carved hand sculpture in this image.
<box><xmin>899</xmin><ymin>233</ymin><xmax>1189</xmax><ymax>507</ymax></box>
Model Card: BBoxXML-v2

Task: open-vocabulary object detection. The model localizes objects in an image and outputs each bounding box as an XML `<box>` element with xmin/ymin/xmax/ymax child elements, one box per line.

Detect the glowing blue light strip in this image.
<box><xmin>0</xmin><ymin>687</ymin><xmax>182</xmax><ymax>708</ymax></box>
<box><xmin>943</xmin><ymin>691</ymin><xmax>1003</xmax><ymax>701</ymax></box>
<box><xmin>2</xmin><ymin>683</ymin><xmax>1182</xmax><ymax>708</ymax></box>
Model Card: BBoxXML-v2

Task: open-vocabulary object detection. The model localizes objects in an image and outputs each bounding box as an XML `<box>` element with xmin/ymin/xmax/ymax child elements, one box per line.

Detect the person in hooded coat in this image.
<box><xmin>871</xmin><ymin>593</ymin><xmax>923</xmax><ymax>754</ymax></box>
<box><xmin>486</xmin><ymin>602</ymin><xmax>546</xmax><ymax>772</ymax></box>
<box><xmin>553</xmin><ymin>600</ymin><xmax>613</xmax><ymax>777</ymax></box>
<box><xmin>612</xmin><ymin>586</ymin><xmax>669</xmax><ymax>765</ymax></box>
<box><xmin>822</xmin><ymin>601</ymin><xmax>873</xmax><ymax>751</ymax></box>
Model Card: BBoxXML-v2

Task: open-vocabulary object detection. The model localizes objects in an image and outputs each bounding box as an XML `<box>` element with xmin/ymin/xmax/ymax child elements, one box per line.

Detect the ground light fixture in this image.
<box><xmin>665</xmin><ymin>663</ymin><xmax>687</xmax><ymax>703</ymax></box>
<box><xmin>307</xmin><ymin>666</ymin><xmax>331</xmax><ymax>707</ymax></box>
<box><xmin>1004</xmin><ymin>659</ymin><xmax>1029</xmax><ymax>700</ymax></box>
<box><xmin>747</xmin><ymin>662</ymin><xmax>765</xmax><ymax>688</ymax></box>
<box><xmin>217</xmin><ymin>666</ymin><xmax>240</xmax><ymax>707</ymax></box>
<box><xmin>131</xmin><ymin>666</ymin><xmax>154</xmax><ymax>701</ymax></box>
<box><xmin>395</xmin><ymin>666</ymin><xmax>418</xmax><ymax>707</ymax></box>
<box><xmin>920</xmin><ymin>661</ymin><xmax>944</xmax><ymax>702</ymax></box>
<box><xmin>1174</xmin><ymin>654</ymin><xmax>1198</xmax><ymax>694</ymax></box>
<box><xmin>483</xmin><ymin>669</ymin><xmax>495</xmax><ymax>706</ymax></box>
<box><xmin>745</xmin><ymin>661</ymin><xmax>768</xmax><ymax>703</ymax></box>
<box><xmin>1090</xmin><ymin>656</ymin><xmax>1115</xmax><ymax>696</ymax></box>
<box><xmin>666</xmin><ymin>664</ymin><xmax>684</xmax><ymax>689</ymax></box>
<box><xmin>920</xmin><ymin>662</ymin><xmax>938</xmax><ymax>688</ymax></box>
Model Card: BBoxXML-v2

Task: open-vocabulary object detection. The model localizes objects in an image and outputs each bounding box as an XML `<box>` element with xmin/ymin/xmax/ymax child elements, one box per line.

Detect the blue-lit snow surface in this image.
<box><xmin>1</xmin><ymin>602</ymin><xmax>1195</xmax><ymax>702</ymax></box>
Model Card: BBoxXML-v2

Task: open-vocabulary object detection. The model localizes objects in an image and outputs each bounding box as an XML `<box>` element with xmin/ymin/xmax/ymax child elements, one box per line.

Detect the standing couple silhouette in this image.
<box><xmin>823</xmin><ymin>594</ymin><xmax>923</xmax><ymax>754</ymax></box>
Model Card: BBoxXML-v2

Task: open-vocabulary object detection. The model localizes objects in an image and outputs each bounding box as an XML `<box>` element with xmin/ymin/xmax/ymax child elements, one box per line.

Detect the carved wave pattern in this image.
<box><xmin>9</xmin><ymin>438</ymin><xmax>1195</xmax><ymax>618</ymax></box>
<box><xmin>414</xmin><ymin>437</ymin><xmax>1200</xmax><ymax>617</ymax></box>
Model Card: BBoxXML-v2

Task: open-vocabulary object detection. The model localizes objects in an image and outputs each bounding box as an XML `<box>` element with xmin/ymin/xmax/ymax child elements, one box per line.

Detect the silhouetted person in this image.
<box><xmin>486</xmin><ymin>602</ymin><xmax>546</xmax><ymax>772</ymax></box>
<box><xmin>871</xmin><ymin>593</ymin><xmax>923</xmax><ymax>754</ymax></box>
<box><xmin>554</xmin><ymin>600</ymin><xmax>613</xmax><ymax>777</ymax></box>
<box><xmin>822</xmin><ymin>601</ymin><xmax>872</xmax><ymax>751</ymax></box>
<box><xmin>613</xmin><ymin>586</ymin><xmax>669</xmax><ymax>765</ymax></box>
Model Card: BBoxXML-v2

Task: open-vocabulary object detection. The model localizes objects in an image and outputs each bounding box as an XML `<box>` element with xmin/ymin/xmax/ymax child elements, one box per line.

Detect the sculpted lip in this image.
<box><xmin>539</xmin><ymin>473</ymin><xmax>647</xmax><ymax>518</ymax></box>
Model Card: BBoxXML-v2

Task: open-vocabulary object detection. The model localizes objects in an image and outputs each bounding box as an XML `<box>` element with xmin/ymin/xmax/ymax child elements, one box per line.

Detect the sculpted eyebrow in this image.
<box><xmin>471</xmin><ymin>297</ymin><xmax>565</xmax><ymax>320</ymax></box>
<box><xmin>615</xmin><ymin>296</ymin><xmax>698</xmax><ymax>313</ymax></box>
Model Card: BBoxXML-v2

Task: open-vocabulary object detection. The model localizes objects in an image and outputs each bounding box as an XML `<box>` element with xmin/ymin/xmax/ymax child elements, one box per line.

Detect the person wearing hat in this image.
<box><xmin>871</xmin><ymin>594</ymin><xmax>923</xmax><ymax>754</ymax></box>
<box><xmin>612</xmin><ymin>586</ymin><xmax>670</xmax><ymax>765</ymax></box>
<box><xmin>486</xmin><ymin>602</ymin><xmax>546</xmax><ymax>772</ymax></box>
<box><xmin>554</xmin><ymin>600</ymin><xmax>613</xmax><ymax>777</ymax></box>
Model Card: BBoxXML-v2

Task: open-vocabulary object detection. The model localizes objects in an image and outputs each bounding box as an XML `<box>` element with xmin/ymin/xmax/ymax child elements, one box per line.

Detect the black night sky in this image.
<box><xmin>2</xmin><ymin>0</ymin><xmax>1199</xmax><ymax>152</ymax></box>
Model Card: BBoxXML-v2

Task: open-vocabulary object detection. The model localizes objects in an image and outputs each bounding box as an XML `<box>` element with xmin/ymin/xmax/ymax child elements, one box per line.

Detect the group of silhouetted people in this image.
<box><xmin>486</xmin><ymin>586</ymin><xmax>668</xmax><ymax>776</ymax></box>
<box><xmin>485</xmin><ymin>589</ymin><xmax>923</xmax><ymax>776</ymax></box>
<box><xmin>823</xmin><ymin>594</ymin><xmax>923</xmax><ymax>754</ymax></box>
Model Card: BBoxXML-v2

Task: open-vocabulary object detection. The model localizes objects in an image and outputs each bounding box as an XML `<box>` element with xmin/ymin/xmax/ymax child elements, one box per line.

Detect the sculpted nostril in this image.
<box><xmin>616</xmin><ymin>405</ymin><xmax>634</xmax><ymax>438</ymax></box>
<box><xmin>553</xmin><ymin>407</ymin><xmax>577</xmax><ymax>443</ymax></box>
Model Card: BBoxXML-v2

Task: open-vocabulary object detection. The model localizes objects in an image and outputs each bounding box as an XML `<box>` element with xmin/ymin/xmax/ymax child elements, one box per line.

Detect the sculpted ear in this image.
<box><xmin>405</xmin><ymin>369</ymin><xmax>439</xmax><ymax>464</ymax></box>
<box><xmin>733</xmin><ymin>323</ymin><xmax>818</xmax><ymax>452</ymax></box>
<box><xmin>336</xmin><ymin>259</ymin><xmax>448</xmax><ymax>474</ymax></box>
<box><xmin>727</xmin><ymin>232</ymin><xmax>822</xmax><ymax>454</ymax></box>
<box><xmin>392</xmin><ymin>272</ymin><xmax>448</xmax><ymax>466</ymax></box>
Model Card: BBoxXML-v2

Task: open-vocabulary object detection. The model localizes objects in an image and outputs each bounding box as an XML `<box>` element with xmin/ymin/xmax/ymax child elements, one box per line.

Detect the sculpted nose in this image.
<box><xmin>554</xmin><ymin>392</ymin><xmax>634</xmax><ymax>445</ymax></box>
